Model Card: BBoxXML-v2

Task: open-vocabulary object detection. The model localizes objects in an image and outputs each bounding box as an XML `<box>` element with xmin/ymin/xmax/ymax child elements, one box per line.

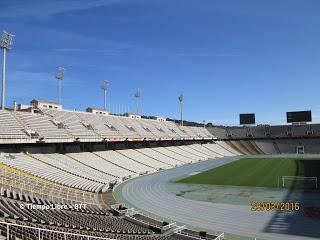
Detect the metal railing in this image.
<box><xmin>0</xmin><ymin>221</ymin><xmax>115</xmax><ymax>240</ymax></box>
<box><xmin>0</xmin><ymin>165</ymin><xmax>96</xmax><ymax>205</ymax></box>
<box><xmin>214</xmin><ymin>233</ymin><xmax>224</xmax><ymax>240</ymax></box>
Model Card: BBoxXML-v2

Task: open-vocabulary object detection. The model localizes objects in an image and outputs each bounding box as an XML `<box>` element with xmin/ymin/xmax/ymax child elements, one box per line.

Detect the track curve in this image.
<box><xmin>115</xmin><ymin>156</ymin><xmax>320</xmax><ymax>240</ymax></box>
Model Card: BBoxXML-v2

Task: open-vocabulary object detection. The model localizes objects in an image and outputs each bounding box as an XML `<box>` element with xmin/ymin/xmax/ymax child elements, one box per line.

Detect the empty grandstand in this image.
<box><xmin>0</xmin><ymin>104</ymin><xmax>235</xmax><ymax>240</ymax></box>
<box><xmin>2</xmin><ymin>100</ymin><xmax>320</xmax><ymax>240</ymax></box>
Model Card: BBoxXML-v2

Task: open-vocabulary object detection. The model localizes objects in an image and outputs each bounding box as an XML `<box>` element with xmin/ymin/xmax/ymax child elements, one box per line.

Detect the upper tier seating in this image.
<box><xmin>136</xmin><ymin>119</ymin><xmax>169</xmax><ymax>138</ymax></box>
<box><xmin>0</xmin><ymin>109</ymin><xmax>215</xmax><ymax>143</ymax></box>
<box><xmin>179</xmin><ymin>126</ymin><xmax>197</xmax><ymax>138</ymax></box>
<box><xmin>75</xmin><ymin>111</ymin><xmax>122</xmax><ymax>138</ymax></box>
<box><xmin>118</xmin><ymin>117</ymin><xmax>156</xmax><ymax>139</ymax></box>
<box><xmin>41</xmin><ymin>108</ymin><xmax>99</xmax><ymax>139</ymax></box>
<box><xmin>162</xmin><ymin>122</ymin><xmax>188</xmax><ymax>138</ymax></box>
<box><xmin>148</xmin><ymin>121</ymin><xmax>177</xmax><ymax>138</ymax></box>
<box><xmin>103</xmin><ymin>115</ymin><xmax>138</xmax><ymax>138</ymax></box>
<box><xmin>14</xmin><ymin>111</ymin><xmax>70</xmax><ymax>139</ymax></box>
<box><xmin>189</xmin><ymin>127</ymin><xmax>212</xmax><ymax>138</ymax></box>
<box><xmin>0</xmin><ymin>110</ymin><xmax>28</xmax><ymax>139</ymax></box>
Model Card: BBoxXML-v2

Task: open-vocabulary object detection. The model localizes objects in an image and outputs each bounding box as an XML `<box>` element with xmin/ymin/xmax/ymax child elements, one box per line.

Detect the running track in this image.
<box><xmin>116</xmin><ymin>156</ymin><xmax>320</xmax><ymax>240</ymax></box>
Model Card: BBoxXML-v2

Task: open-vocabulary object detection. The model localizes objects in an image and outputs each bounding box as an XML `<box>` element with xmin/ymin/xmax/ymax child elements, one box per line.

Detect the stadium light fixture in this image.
<box><xmin>55</xmin><ymin>67</ymin><xmax>65</xmax><ymax>104</ymax></box>
<box><xmin>178</xmin><ymin>94</ymin><xmax>184</xmax><ymax>126</ymax></box>
<box><xmin>135</xmin><ymin>88</ymin><xmax>141</xmax><ymax>114</ymax></box>
<box><xmin>0</xmin><ymin>30</ymin><xmax>14</xmax><ymax>110</ymax></box>
<box><xmin>101</xmin><ymin>80</ymin><xmax>109</xmax><ymax>110</ymax></box>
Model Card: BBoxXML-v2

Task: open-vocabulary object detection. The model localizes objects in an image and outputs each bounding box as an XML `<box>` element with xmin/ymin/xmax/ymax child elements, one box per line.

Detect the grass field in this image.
<box><xmin>176</xmin><ymin>157</ymin><xmax>320</xmax><ymax>189</ymax></box>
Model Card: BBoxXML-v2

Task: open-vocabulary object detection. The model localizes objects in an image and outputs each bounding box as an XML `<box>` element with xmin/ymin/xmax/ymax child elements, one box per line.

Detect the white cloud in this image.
<box><xmin>0</xmin><ymin>0</ymin><xmax>128</xmax><ymax>18</ymax></box>
<box><xmin>177</xmin><ymin>53</ymin><xmax>247</xmax><ymax>57</ymax></box>
<box><xmin>10</xmin><ymin>70</ymin><xmax>54</xmax><ymax>84</ymax></box>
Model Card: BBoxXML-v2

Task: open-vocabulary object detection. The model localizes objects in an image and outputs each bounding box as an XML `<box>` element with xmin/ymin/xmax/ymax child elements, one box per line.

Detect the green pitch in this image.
<box><xmin>176</xmin><ymin>157</ymin><xmax>320</xmax><ymax>189</ymax></box>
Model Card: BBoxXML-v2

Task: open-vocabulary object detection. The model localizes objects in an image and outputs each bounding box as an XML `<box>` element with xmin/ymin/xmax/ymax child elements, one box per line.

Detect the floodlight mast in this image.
<box><xmin>0</xmin><ymin>31</ymin><xmax>14</xmax><ymax>110</ymax></box>
<box><xmin>178</xmin><ymin>94</ymin><xmax>184</xmax><ymax>126</ymax></box>
<box><xmin>135</xmin><ymin>88</ymin><xmax>141</xmax><ymax>114</ymax></box>
<box><xmin>55</xmin><ymin>67</ymin><xmax>65</xmax><ymax>104</ymax></box>
<box><xmin>101</xmin><ymin>80</ymin><xmax>109</xmax><ymax>110</ymax></box>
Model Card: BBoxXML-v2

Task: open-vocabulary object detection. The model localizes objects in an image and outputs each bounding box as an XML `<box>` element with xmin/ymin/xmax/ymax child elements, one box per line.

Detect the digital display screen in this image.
<box><xmin>287</xmin><ymin>111</ymin><xmax>312</xmax><ymax>123</ymax></box>
<box><xmin>240</xmin><ymin>113</ymin><xmax>255</xmax><ymax>125</ymax></box>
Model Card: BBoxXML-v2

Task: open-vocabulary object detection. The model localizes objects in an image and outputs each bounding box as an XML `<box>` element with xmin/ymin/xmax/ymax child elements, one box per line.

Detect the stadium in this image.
<box><xmin>0</xmin><ymin>101</ymin><xmax>320</xmax><ymax>240</ymax></box>
<box><xmin>1</xmin><ymin>1</ymin><xmax>320</xmax><ymax>240</ymax></box>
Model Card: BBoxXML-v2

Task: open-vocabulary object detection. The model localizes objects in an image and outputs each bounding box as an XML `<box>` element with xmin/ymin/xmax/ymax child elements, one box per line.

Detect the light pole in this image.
<box><xmin>0</xmin><ymin>31</ymin><xmax>14</xmax><ymax>110</ymax></box>
<box><xmin>203</xmin><ymin>120</ymin><xmax>206</xmax><ymax>128</ymax></box>
<box><xmin>101</xmin><ymin>80</ymin><xmax>109</xmax><ymax>110</ymax></box>
<box><xmin>135</xmin><ymin>88</ymin><xmax>141</xmax><ymax>114</ymax></box>
<box><xmin>55</xmin><ymin>67</ymin><xmax>65</xmax><ymax>104</ymax></box>
<box><xmin>178</xmin><ymin>94</ymin><xmax>184</xmax><ymax>126</ymax></box>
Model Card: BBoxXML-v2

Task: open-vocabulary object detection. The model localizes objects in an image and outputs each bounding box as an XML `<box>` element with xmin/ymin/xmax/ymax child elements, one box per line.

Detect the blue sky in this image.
<box><xmin>0</xmin><ymin>0</ymin><xmax>320</xmax><ymax>125</ymax></box>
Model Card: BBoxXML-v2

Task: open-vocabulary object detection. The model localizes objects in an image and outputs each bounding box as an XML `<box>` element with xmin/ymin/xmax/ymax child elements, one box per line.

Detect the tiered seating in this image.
<box><xmin>0</xmin><ymin>197</ymin><xmax>152</xmax><ymax>234</ymax></box>
<box><xmin>148</xmin><ymin>121</ymin><xmax>176</xmax><ymax>138</ymax></box>
<box><xmin>118</xmin><ymin>117</ymin><xmax>156</xmax><ymax>139</ymax></box>
<box><xmin>162</xmin><ymin>122</ymin><xmax>187</xmax><ymax>138</ymax></box>
<box><xmin>178</xmin><ymin>126</ymin><xmax>197</xmax><ymax>138</ymax></box>
<box><xmin>177</xmin><ymin>145</ymin><xmax>211</xmax><ymax>159</ymax></box>
<box><xmin>0</xmin><ymin>153</ymin><xmax>104</xmax><ymax>192</ymax></box>
<box><xmin>216</xmin><ymin>141</ymin><xmax>241</xmax><ymax>155</ymax></box>
<box><xmin>41</xmin><ymin>108</ymin><xmax>99</xmax><ymax>139</ymax></box>
<box><xmin>190</xmin><ymin>127</ymin><xmax>213</xmax><ymax>138</ymax></box>
<box><xmin>14</xmin><ymin>111</ymin><xmax>70</xmax><ymax>139</ymax></box>
<box><xmin>208</xmin><ymin>127</ymin><xmax>228</xmax><ymax>139</ymax></box>
<box><xmin>0</xmin><ymin>109</ymin><xmax>217</xmax><ymax>142</ymax></box>
<box><xmin>250</xmin><ymin>125</ymin><xmax>270</xmax><ymax>138</ymax></box>
<box><xmin>119</xmin><ymin>149</ymin><xmax>169</xmax><ymax>169</ymax></box>
<box><xmin>0</xmin><ymin>161</ymin><xmax>97</xmax><ymax>205</ymax></box>
<box><xmin>103</xmin><ymin>116</ymin><xmax>138</xmax><ymax>138</ymax></box>
<box><xmin>275</xmin><ymin>139</ymin><xmax>297</xmax><ymax>153</ymax></box>
<box><xmin>32</xmin><ymin>153</ymin><xmax>114</xmax><ymax>185</ymax></box>
<box><xmin>291</xmin><ymin>125</ymin><xmax>310</xmax><ymax>137</ymax></box>
<box><xmin>136</xmin><ymin>148</ymin><xmax>183</xmax><ymax>167</ymax></box>
<box><xmin>136</xmin><ymin>119</ymin><xmax>169</xmax><ymax>138</ymax></box>
<box><xmin>166</xmin><ymin>146</ymin><xmax>204</xmax><ymax>161</ymax></box>
<box><xmin>0</xmin><ymin>142</ymin><xmax>235</xmax><ymax>240</ymax></box>
<box><xmin>152</xmin><ymin>147</ymin><xmax>193</xmax><ymax>164</ymax></box>
<box><xmin>300</xmin><ymin>139</ymin><xmax>320</xmax><ymax>154</ymax></box>
<box><xmin>95</xmin><ymin>151</ymin><xmax>151</xmax><ymax>175</ymax></box>
<box><xmin>0</xmin><ymin>110</ymin><xmax>28</xmax><ymax>139</ymax></box>
<box><xmin>67</xmin><ymin>152</ymin><xmax>130</xmax><ymax>179</ymax></box>
<box><xmin>0</xmin><ymin>221</ymin><xmax>185</xmax><ymax>240</ymax></box>
<box><xmin>188</xmin><ymin>144</ymin><xmax>220</xmax><ymax>158</ymax></box>
<box><xmin>204</xmin><ymin>143</ymin><xmax>234</xmax><ymax>156</ymax></box>
<box><xmin>254</xmin><ymin>140</ymin><xmax>276</xmax><ymax>154</ymax></box>
<box><xmin>76</xmin><ymin>111</ymin><xmax>121</xmax><ymax>138</ymax></box>
<box><xmin>210</xmin><ymin>124</ymin><xmax>320</xmax><ymax>139</ymax></box>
